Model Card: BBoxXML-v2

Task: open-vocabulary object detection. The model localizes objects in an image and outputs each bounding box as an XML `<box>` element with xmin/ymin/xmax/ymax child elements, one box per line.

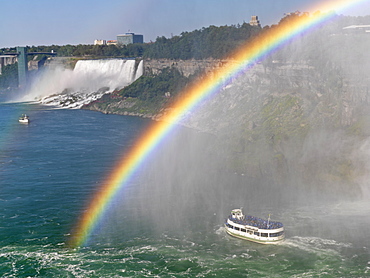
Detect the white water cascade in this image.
<box><xmin>21</xmin><ymin>59</ymin><xmax>143</xmax><ymax>108</ymax></box>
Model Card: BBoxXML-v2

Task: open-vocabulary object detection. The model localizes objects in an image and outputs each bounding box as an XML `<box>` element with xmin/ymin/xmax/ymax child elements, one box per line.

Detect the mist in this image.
<box><xmin>11</xmin><ymin>15</ymin><xmax>370</xmax><ymax>246</ymax></box>
<box><xmin>90</xmin><ymin>16</ymin><xmax>370</xmax><ymax>245</ymax></box>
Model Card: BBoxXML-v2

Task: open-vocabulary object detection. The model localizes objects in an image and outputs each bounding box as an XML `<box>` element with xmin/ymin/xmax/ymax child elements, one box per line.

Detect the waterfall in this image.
<box><xmin>20</xmin><ymin>59</ymin><xmax>143</xmax><ymax>108</ymax></box>
<box><xmin>72</xmin><ymin>59</ymin><xmax>139</xmax><ymax>91</ymax></box>
<box><xmin>134</xmin><ymin>60</ymin><xmax>144</xmax><ymax>80</ymax></box>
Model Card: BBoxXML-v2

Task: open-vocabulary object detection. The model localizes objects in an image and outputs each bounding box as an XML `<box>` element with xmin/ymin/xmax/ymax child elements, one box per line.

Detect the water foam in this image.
<box><xmin>283</xmin><ymin>236</ymin><xmax>352</xmax><ymax>255</ymax></box>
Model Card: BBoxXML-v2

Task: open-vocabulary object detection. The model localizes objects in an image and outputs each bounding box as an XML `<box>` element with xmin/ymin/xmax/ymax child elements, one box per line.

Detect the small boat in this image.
<box><xmin>19</xmin><ymin>114</ymin><xmax>30</xmax><ymax>124</ymax></box>
<box><xmin>225</xmin><ymin>208</ymin><xmax>284</xmax><ymax>244</ymax></box>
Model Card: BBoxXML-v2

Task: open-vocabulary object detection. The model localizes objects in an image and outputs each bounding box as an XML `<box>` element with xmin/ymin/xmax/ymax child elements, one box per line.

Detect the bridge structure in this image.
<box><xmin>1</xmin><ymin>46</ymin><xmax>57</xmax><ymax>88</ymax></box>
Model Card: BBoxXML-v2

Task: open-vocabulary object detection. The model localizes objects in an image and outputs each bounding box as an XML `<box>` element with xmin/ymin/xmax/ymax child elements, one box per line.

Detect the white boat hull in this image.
<box><xmin>225</xmin><ymin>224</ymin><xmax>284</xmax><ymax>244</ymax></box>
<box><xmin>19</xmin><ymin>114</ymin><xmax>29</xmax><ymax>123</ymax></box>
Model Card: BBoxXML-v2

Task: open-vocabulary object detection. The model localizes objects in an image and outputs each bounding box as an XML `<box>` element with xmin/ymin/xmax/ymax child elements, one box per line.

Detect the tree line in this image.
<box><xmin>0</xmin><ymin>22</ymin><xmax>263</xmax><ymax>60</ymax></box>
<box><xmin>144</xmin><ymin>23</ymin><xmax>262</xmax><ymax>59</ymax></box>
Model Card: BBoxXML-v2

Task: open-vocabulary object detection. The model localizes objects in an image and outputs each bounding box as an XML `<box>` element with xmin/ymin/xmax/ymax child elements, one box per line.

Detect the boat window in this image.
<box><xmin>241</xmin><ymin>228</ymin><xmax>246</xmax><ymax>233</ymax></box>
<box><xmin>270</xmin><ymin>231</ymin><xmax>284</xmax><ymax>237</ymax></box>
<box><xmin>254</xmin><ymin>231</ymin><xmax>260</xmax><ymax>236</ymax></box>
<box><xmin>261</xmin><ymin>233</ymin><xmax>268</xmax><ymax>237</ymax></box>
<box><xmin>247</xmin><ymin>230</ymin><xmax>253</xmax><ymax>235</ymax></box>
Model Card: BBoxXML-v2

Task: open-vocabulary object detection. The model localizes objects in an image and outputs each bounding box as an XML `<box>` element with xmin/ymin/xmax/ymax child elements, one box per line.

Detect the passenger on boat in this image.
<box><xmin>229</xmin><ymin>214</ymin><xmax>283</xmax><ymax>229</ymax></box>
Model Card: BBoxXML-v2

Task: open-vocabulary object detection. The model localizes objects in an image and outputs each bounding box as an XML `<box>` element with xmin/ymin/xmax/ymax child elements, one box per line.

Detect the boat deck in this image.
<box><xmin>228</xmin><ymin>215</ymin><xmax>283</xmax><ymax>230</ymax></box>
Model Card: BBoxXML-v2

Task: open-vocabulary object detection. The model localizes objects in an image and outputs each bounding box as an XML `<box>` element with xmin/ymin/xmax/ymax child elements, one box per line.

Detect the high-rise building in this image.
<box><xmin>117</xmin><ymin>33</ymin><xmax>144</xmax><ymax>45</ymax></box>
<box><xmin>250</xmin><ymin>16</ymin><xmax>261</xmax><ymax>27</ymax></box>
<box><xmin>343</xmin><ymin>25</ymin><xmax>370</xmax><ymax>34</ymax></box>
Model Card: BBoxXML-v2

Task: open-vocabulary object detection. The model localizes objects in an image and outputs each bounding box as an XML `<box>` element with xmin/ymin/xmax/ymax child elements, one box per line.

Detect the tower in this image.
<box><xmin>250</xmin><ymin>16</ymin><xmax>261</xmax><ymax>27</ymax></box>
<box><xmin>16</xmin><ymin>47</ymin><xmax>28</xmax><ymax>88</ymax></box>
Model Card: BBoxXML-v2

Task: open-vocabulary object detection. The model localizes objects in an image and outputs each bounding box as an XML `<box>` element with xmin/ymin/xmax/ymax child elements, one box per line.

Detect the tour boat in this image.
<box><xmin>225</xmin><ymin>208</ymin><xmax>284</xmax><ymax>244</ymax></box>
<box><xmin>19</xmin><ymin>114</ymin><xmax>29</xmax><ymax>124</ymax></box>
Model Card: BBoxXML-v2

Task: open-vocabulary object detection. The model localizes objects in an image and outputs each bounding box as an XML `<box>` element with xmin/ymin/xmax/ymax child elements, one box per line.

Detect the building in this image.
<box><xmin>94</xmin><ymin>39</ymin><xmax>107</xmax><ymax>45</ymax></box>
<box><xmin>117</xmin><ymin>33</ymin><xmax>144</xmax><ymax>45</ymax></box>
<box><xmin>250</xmin><ymin>16</ymin><xmax>261</xmax><ymax>27</ymax></box>
<box><xmin>343</xmin><ymin>25</ymin><xmax>370</xmax><ymax>34</ymax></box>
<box><xmin>107</xmin><ymin>40</ymin><xmax>117</xmax><ymax>45</ymax></box>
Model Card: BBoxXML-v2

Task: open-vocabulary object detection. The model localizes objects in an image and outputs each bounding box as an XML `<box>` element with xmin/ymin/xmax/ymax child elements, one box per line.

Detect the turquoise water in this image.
<box><xmin>1</xmin><ymin>101</ymin><xmax>370</xmax><ymax>277</ymax></box>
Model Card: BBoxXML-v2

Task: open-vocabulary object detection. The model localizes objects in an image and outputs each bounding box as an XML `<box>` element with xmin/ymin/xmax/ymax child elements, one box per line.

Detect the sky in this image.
<box><xmin>0</xmin><ymin>0</ymin><xmax>370</xmax><ymax>48</ymax></box>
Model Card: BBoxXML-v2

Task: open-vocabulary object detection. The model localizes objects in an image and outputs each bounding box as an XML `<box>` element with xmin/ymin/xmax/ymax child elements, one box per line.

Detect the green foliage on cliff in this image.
<box><xmin>119</xmin><ymin>67</ymin><xmax>191</xmax><ymax>100</ymax></box>
<box><xmin>0</xmin><ymin>63</ymin><xmax>18</xmax><ymax>89</ymax></box>
<box><xmin>84</xmin><ymin>67</ymin><xmax>194</xmax><ymax>115</ymax></box>
<box><xmin>261</xmin><ymin>95</ymin><xmax>307</xmax><ymax>141</ymax></box>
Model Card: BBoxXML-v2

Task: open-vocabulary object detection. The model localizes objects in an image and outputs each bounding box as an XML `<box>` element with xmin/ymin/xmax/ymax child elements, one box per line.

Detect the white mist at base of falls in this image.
<box><xmin>20</xmin><ymin>59</ymin><xmax>143</xmax><ymax>109</ymax></box>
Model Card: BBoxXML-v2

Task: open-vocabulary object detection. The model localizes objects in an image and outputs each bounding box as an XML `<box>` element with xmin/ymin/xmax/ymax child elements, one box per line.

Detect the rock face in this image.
<box><xmin>181</xmin><ymin>61</ymin><xmax>370</xmax><ymax>134</ymax></box>
<box><xmin>175</xmin><ymin>59</ymin><xmax>370</xmax><ymax>196</ymax></box>
<box><xmin>144</xmin><ymin>58</ymin><xmax>228</xmax><ymax>77</ymax></box>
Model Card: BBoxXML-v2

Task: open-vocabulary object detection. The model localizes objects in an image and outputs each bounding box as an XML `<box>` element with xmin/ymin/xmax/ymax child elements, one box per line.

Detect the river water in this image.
<box><xmin>1</xmin><ymin>100</ymin><xmax>370</xmax><ymax>277</ymax></box>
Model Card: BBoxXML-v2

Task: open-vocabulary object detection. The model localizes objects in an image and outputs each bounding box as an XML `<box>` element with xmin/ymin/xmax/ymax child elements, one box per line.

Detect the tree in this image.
<box><xmin>0</xmin><ymin>63</ymin><xmax>18</xmax><ymax>89</ymax></box>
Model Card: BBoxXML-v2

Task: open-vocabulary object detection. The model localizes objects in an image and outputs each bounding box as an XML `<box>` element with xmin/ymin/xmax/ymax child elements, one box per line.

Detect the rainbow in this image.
<box><xmin>68</xmin><ymin>0</ymin><xmax>366</xmax><ymax>248</ymax></box>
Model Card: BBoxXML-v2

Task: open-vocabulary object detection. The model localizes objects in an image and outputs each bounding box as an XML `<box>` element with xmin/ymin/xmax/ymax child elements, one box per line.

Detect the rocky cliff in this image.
<box><xmin>143</xmin><ymin>58</ymin><xmax>228</xmax><ymax>77</ymax></box>
<box><xmin>84</xmin><ymin>57</ymin><xmax>370</xmax><ymax>197</ymax></box>
<box><xmin>177</xmin><ymin>58</ymin><xmax>370</xmax><ymax>197</ymax></box>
